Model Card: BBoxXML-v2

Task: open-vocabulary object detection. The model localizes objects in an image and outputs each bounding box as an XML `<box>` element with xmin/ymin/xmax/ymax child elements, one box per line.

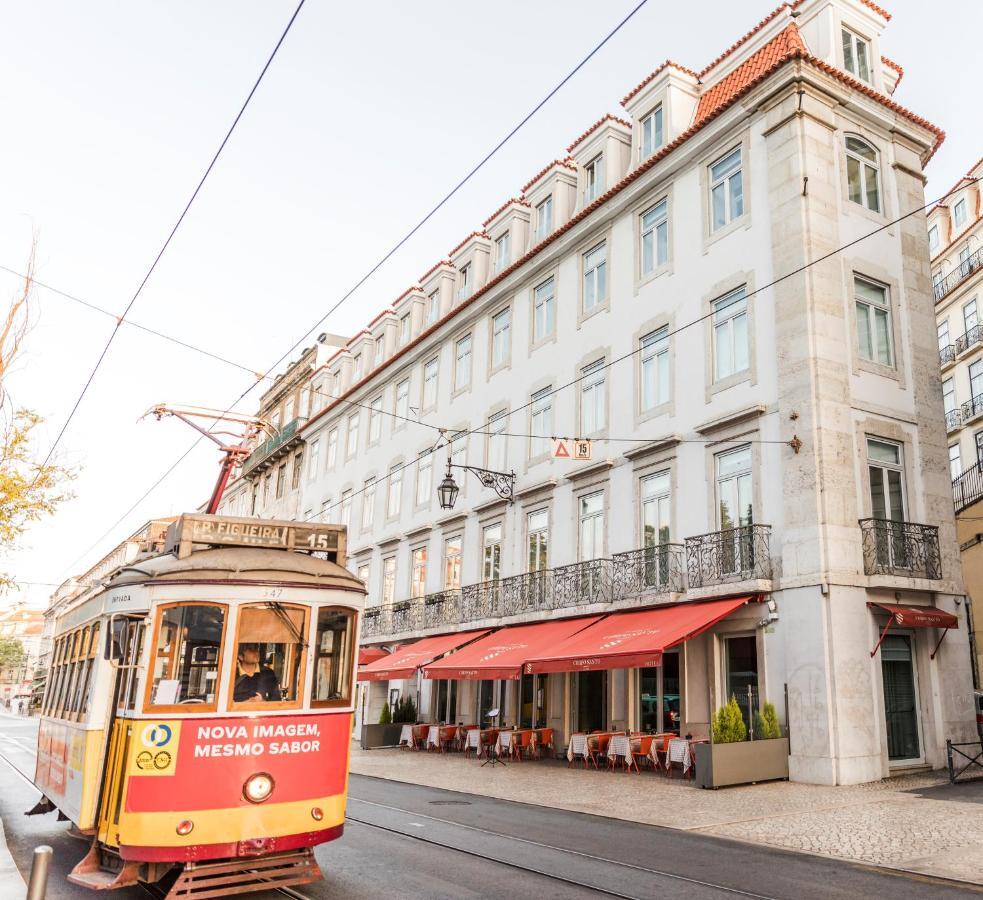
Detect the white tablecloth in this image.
<box><xmin>567</xmin><ymin>733</ymin><xmax>588</xmax><ymax>762</ymax></box>
<box><xmin>496</xmin><ymin>731</ymin><xmax>514</xmax><ymax>755</ymax></box>
<box><xmin>463</xmin><ymin>729</ymin><xmax>480</xmax><ymax>750</ymax></box>
<box><xmin>666</xmin><ymin>738</ymin><xmax>693</xmax><ymax>772</ymax></box>
<box><xmin>398</xmin><ymin>724</ymin><xmax>414</xmax><ymax>747</ymax></box>
<box><xmin>608</xmin><ymin>734</ymin><xmax>632</xmax><ymax>764</ymax></box>
<box><xmin>427</xmin><ymin>725</ymin><xmax>441</xmax><ymax>749</ymax></box>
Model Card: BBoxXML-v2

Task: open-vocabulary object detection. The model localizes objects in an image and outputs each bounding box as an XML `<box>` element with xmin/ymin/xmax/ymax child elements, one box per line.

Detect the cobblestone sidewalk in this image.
<box><xmin>350</xmin><ymin>746</ymin><xmax>983</xmax><ymax>885</ymax></box>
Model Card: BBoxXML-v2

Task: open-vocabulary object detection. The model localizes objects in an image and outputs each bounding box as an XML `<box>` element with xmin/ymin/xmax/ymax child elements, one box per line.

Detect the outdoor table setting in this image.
<box><xmin>606</xmin><ymin>733</ymin><xmax>638</xmax><ymax>772</ymax></box>
<box><xmin>665</xmin><ymin>736</ymin><xmax>707</xmax><ymax>777</ymax></box>
<box><xmin>398</xmin><ymin>723</ymin><xmax>416</xmax><ymax>749</ymax></box>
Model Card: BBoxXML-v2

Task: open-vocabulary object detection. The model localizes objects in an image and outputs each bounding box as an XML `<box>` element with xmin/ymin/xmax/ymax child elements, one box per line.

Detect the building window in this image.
<box><xmin>374</xmin><ymin>337</ymin><xmax>384</xmax><ymax>368</ymax></box>
<box><xmin>640</xmin><ymin>199</ymin><xmax>668</xmax><ymax>274</ymax></box>
<box><xmin>459</xmin><ymin>263</ymin><xmax>472</xmax><ymax>300</ymax></box>
<box><xmin>713</xmin><ymin>287</ymin><xmax>749</xmax><ymax>381</ymax></box>
<box><xmin>959</xmin><ymin>246</ymin><xmax>972</xmax><ymax>277</ymax></box>
<box><xmin>970</xmin><ymin>359</ymin><xmax>983</xmax><ymax>399</ymax></box>
<box><xmin>394</xmin><ymin>378</ymin><xmax>409</xmax><ymax>423</ymax></box>
<box><xmin>529</xmin><ymin>387</ymin><xmax>553</xmax><ymax>459</ymax></box>
<box><xmin>841</xmin><ymin>27</ymin><xmax>872</xmax><ymax>83</ymax></box>
<box><xmin>411</xmin><ymin>547</ymin><xmax>428</xmax><ymax>598</ymax></box>
<box><xmin>270</xmin><ymin>410</ymin><xmax>281</xmax><ymax>433</ymax></box>
<box><xmin>527</xmin><ymin>509</ymin><xmax>549</xmax><ymax>571</ymax></box>
<box><xmin>262</xmin><ymin>473</ymin><xmax>271</xmax><ymax>507</ymax></box>
<box><xmin>310</xmin><ymin>380</ymin><xmax>325</xmax><ymax>414</ymax></box>
<box><xmin>533</xmin><ymin>277</ymin><xmax>555</xmax><ymax>342</ymax></box>
<box><xmin>965</xmin><ymin>299</ymin><xmax>979</xmax><ymax>334</ymax></box>
<box><xmin>724</xmin><ymin>635</ymin><xmax>759</xmax><ymax>729</ymax></box>
<box><xmin>450</xmin><ymin>430</ymin><xmax>468</xmax><ymax>495</ymax></box>
<box><xmin>950</xmin><ymin>444</ymin><xmax>962</xmax><ymax>480</ymax></box>
<box><xmin>938</xmin><ymin>320</ymin><xmax>950</xmax><ymax>352</ymax></box>
<box><xmin>356</xmin><ymin>563</ymin><xmax>369</xmax><ymax>591</ymax></box>
<box><xmin>710</xmin><ymin>146</ymin><xmax>743</xmax><ymax>231</ymax></box>
<box><xmin>319</xmin><ymin>498</ymin><xmax>329</xmax><ymax>521</ymax></box>
<box><xmin>579</xmin><ymin>492</ymin><xmax>604</xmax><ymax>561</ymax></box>
<box><xmin>352</xmin><ymin>353</ymin><xmax>363</xmax><ymax>381</ymax></box>
<box><xmin>715</xmin><ymin>445</ymin><xmax>753</xmax><ymax>529</ymax></box>
<box><xmin>381</xmin><ymin>557</ymin><xmax>396</xmax><ymax>605</ymax></box>
<box><xmin>444</xmin><ymin>537</ymin><xmax>462</xmax><ymax>589</ymax></box>
<box><xmin>422</xmin><ymin>356</ymin><xmax>439</xmax><ymax>408</ymax></box>
<box><xmin>640</xmin><ymin>327</ymin><xmax>669</xmax><ymax>410</ymax></box>
<box><xmin>845</xmin><ymin>136</ymin><xmax>880</xmax><ymax>212</ymax></box>
<box><xmin>400</xmin><ymin>314</ymin><xmax>411</xmax><ymax>345</ymax></box>
<box><xmin>535</xmin><ymin>196</ymin><xmax>553</xmax><ymax>241</ymax></box>
<box><xmin>641</xmin><ymin>471</ymin><xmax>670</xmax><ymax>546</ymax></box>
<box><xmin>495</xmin><ymin>232</ymin><xmax>510</xmax><ymax>272</ymax></box>
<box><xmin>928</xmin><ymin>225</ymin><xmax>939</xmax><ymax>254</ymax></box>
<box><xmin>855</xmin><ymin>276</ymin><xmax>893</xmax><ymax>366</ymax></box>
<box><xmin>291</xmin><ymin>452</ymin><xmax>303</xmax><ymax>491</ymax></box>
<box><xmin>640</xmin><ymin>105</ymin><xmax>663</xmax><ymax>158</ymax></box>
<box><xmin>581</xmin><ymin>360</ymin><xmax>606</xmax><ymax>435</ymax></box>
<box><xmin>954</xmin><ymin>198</ymin><xmax>967</xmax><ymax>228</ymax></box>
<box><xmin>482</xmin><ymin>524</ymin><xmax>502</xmax><ymax>581</ymax></box>
<box><xmin>455</xmin><ymin>334</ymin><xmax>472</xmax><ymax>390</ymax></box>
<box><xmin>491</xmin><ymin>308</ymin><xmax>511</xmax><ymax>368</ymax></box>
<box><xmin>427</xmin><ymin>290</ymin><xmax>440</xmax><ymax>325</ymax></box>
<box><xmin>276</xmin><ymin>463</ymin><xmax>286</xmax><ymax>499</ymax></box>
<box><xmin>340</xmin><ymin>489</ymin><xmax>353</xmax><ymax>531</ymax></box>
<box><xmin>867</xmin><ymin>437</ymin><xmax>905</xmax><ymax>521</ymax></box>
<box><xmin>361</xmin><ymin>477</ymin><xmax>376</xmax><ymax>530</ymax></box>
<box><xmin>416</xmin><ymin>451</ymin><xmax>432</xmax><ymax>507</ymax></box>
<box><xmin>369</xmin><ymin>395</ymin><xmax>383</xmax><ymax>444</ymax></box>
<box><xmin>583</xmin><ymin>242</ymin><xmax>607</xmax><ymax>312</ymax></box>
<box><xmin>387</xmin><ymin>464</ymin><xmax>403</xmax><ymax>518</ymax></box>
<box><xmin>487</xmin><ymin>410</ymin><xmax>508</xmax><ymax>472</ymax></box>
<box><xmin>284</xmin><ymin>396</ymin><xmax>295</xmax><ymax>424</ymax></box>
<box><xmin>584</xmin><ymin>154</ymin><xmax>604</xmax><ymax>204</ymax></box>
<box><xmin>943</xmin><ymin>378</ymin><xmax>956</xmax><ymax>417</ymax></box>
<box><xmin>346</xmin><ymin>414</ymin><xmax>360</xmax><ymax>458</ymax></box>
<box><xmin>326</xmin><ymin>427</ymin><xmax>338</xmax><ymax>469</ymax></box>
<box><xmin>308</xmin><ymin>439</ymin><xmax>320</xmax><ymax>481</ymax></box>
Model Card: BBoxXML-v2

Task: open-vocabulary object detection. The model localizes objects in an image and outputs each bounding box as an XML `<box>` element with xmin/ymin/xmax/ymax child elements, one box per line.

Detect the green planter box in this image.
<box><xmin>360</xmin><ymin>723</ymin><xmax>404</xmax><ymax>749</ymax></box>
<box><xmin>694</xmin><ymin>737</ymin><xmax>789</xmax><ymax>788</ymax></box>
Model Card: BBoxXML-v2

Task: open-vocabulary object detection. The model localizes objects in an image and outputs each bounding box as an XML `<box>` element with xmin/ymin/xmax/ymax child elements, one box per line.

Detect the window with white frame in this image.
<box><xmin>369</xmin><ymin>395</ymin><xmax>383</xmax><ymax>444</ymax></box>
<box><xmin>416</xmin><ymin>451</ymin><xmax>432</xmax><ymax>507</ymax></box>
<box><xmin>459</xmin><ymin>264</ymin><xmax>472</xmax><ymax>299</ymax></box>
<box><xmin>534</xmin><ymin>277</ymin><xmax>555</xmax><ymax>342</ymax></box>
<box><xmin>938</xmin><ymin>320</ymin><xmax>950</xmax><ymax>352</ymax></box>
<box><xmin>444</xmin><ymin>537</ymin><xmax>462</xmax><ymax>589</ymax></box>
<box><xmin>326</xmin><ymin>427</ymin><xmax>338</xmax><ymax>469</ymax></box>
<box><xmin>308</xmin><ymin>439</ymin><xmax>320</xmax><ymax>481</ymax></box>
<box><xmin>845</xmin><ymin>136</ymin><xmax>880</xmax><ymax>212</ymax></box>
<box><xmin>291</xmin><ymin>452</ymin><xmax>303</xmax><ymax>491</ymax></box>
<box><xmin>583</xmin><ymin>242</ymin><xmax>607</xmax><ymax>312</ymax></box>
<box><xmin>487</xmin><ymin>410</ymin><xmax>508</xmax><ymax>471</ymax></box>
<box><xmin>715</xmin><ymin>444</ymin><xmax>753</xmax><ymax>529</ymax></box>
<box><xmin>954</xmin><ymin>198</ymin><xmax>968</xmax><ymax>228</ymax></box>
<box><xmin>455</xmin><ymin>334</ymin><xmax>472</xmax><ymax>389</ymax></box>
<box><xmin>943</xmin><ymin>378</ymin><xmax>956</xmax><ymax>416</ymax></box>
<box><xmin>340</xmin><ymin>489</ymin><xmax>353</xmax><ymax>531</ymax></box>
<box><xmin>495</xmin><ymin>233</ymin><xmax>510</xmax><ymax>272</ymax></box>
<box><xmin>387</xmin><ymin>464</ymin><xmax>402</xmax><ymax>518</ymax></box>
<box><xmin>964</xmin><ymin>299</ymin><xmax>979</xmax><ymax>334</ymax></box>
<box><xmin>352</xmin><ymin>353</ymin><xmax>363</xmax><ymax>381</ymax></box>
<box><xmin>641</xmin><ymin>471</ymin><xmax>670</xmax><ymax>546</ymax></box>
<box><xmin>959</xmin><ymin>246</ymin><xmax>972</xmax><ymax>276</ymax></box>
<box><xmin>491</xmin><ymin>308</ymin><xmax>511</xmax><ymax>367</ymax></box>
<box><xmin>713</xmin><ymin>287</ymin><xmax>749</xmax><ymax>381</ymax></box>
<box><xmin>361</xmin><ymin>477</ymin><xmax>376</xmax><ymax>530</ymax></box>
<box><xmin>640</xmin><ymin>327</ymin><xmax>670</xmax><ymax>410</ymax></box>
<box><xmin>584</xmin><ymin>155</ymin><xmax>604</xmax><ymax>204</ymax></box>
<box><xmin>427</xmin><ymin>290</ymin><xmax>440</xmax><ymax>325</ymax></box>
<box><xmin>970</xmin><ymin>359</ymin><xmax>983</xmax><ymax>399</ymax></box>
<box><xmin>640</xmin><ymin>105</ymin><xmax>663</xmax><ymax>158</ymax></box>
<box><xmin>450</xmin><ymin>431</ymin><xmax>468</xmax><ymax>494</ymax></box>
<box><xmin>535</xmin><ymin>196</ymin><xmax>553</xmax><ymax>241</ymax></box>
<box><xmin>346</xmin><ymin>414</ymin><xmax>360</xmax><ymax>458</ymax></box>
<box><xmin>928</xmin><ymin>225</ymin><xmax>939</xmax><ymax>254</ymax></box>
<box><xmin>411</xmin><ymin>547</ymin><xmax>428</xmax><ymax>598</ymax></box>
<box><xmin>284</xmin><ymin>396</ymin><xmax>295</xmax><ymax>424</ymax></box>
<box><xmin>356</xmin><ymin>563</ymin><xmax>370</xmax><ymax>591</ymax></box>
<box><xmin>527</xmin><ymin>509</ymin><xmax>549</xmax><ymax>572</ymax></box>
<box><xmin>381</xmin><ymin>556</ymin><xmax>396</xmax><ymax>605</ymax></box>
<box><xmin>579</xmin><ymin>492</ymin><xmax>604</xmax><ymax>561</ymax></box>
<box><xmin>841</xmin><ymin>27</ymin><xmax>872</xmax><ymax>83</ymax></box>
<box><xmin>400</xmin><ymin>314</ymin><xmax>411</xmax><ymax>345</ymax></box>
<box><xmin>270</xmin><ymin>410</ymin><xmax>281</xmax><ymax>433</ymax></box>
<box><xmin>482</xmin><ymin>524</ymin><xmax>502</xmax><ymax>581</ymax></box>
<box><xmin>530</xmin><ymin>387</ymin><xmax>553</xmax><ymax>459</ymax></box>
<box><xmin>394</xmin><ymin>378</ymin><xmax>409</xmax><ymax>422</ymax></box>
<box><xmin>318</xmin><ymin>498</ymin><xmax>330</xmax><ymax>521</ymax></box>
<box><xmin>867</xmin><ymin>437</ymin><xmax>905</xmax><ymax>521</ymax></box>
<box><xmin>710</xmin><ymin>147</ymin><xmax>743</xmax><ymax>231</ymax></box>
<box><xmin>950</xmin><ymin>444</ymin><xmax>962</xmax><ymax>479</ymax></box>
<box><xmin>422</xmin><ymin>356</ymin><xmax>439</xmax><ymax>408</ymax></box>
<box><xmin>855</xmin><ymin>276</ymin><xmax>893</xmax><ymax>366</ymax></box>
<box><xmin>262</xmin><ymin>473</ymin><xmax>271</xmax><ymax>506</ymax></box>
<box><xmin>580</xmin><ymin>359</ymin><xmax>606</xmax><ymax>434</ymax></box>
<box><xmin>641</xmin><ymin>199</ymin><xmax>668</xmax><ymax>274</ymax></box>
<box><xmin>330</xmin><ymin>373</ymin><xmax>340</xmax><ymax>397</ymax></box>
<box><xmin>311</xmin><ymin>380</ymin><xmax>325</xmax><ymax>414</ymax></box>
<box><xmin>374</xmin><ymin>337</ymin><xmax>384</xmax><ymax>368</ymax></box>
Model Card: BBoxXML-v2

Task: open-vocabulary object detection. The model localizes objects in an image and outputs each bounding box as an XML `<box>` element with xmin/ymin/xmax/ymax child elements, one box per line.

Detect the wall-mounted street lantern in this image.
<box><xmin>437</xmin><ymin>457</ymin><xmax>516</xmax><ymax>510</ymax></box>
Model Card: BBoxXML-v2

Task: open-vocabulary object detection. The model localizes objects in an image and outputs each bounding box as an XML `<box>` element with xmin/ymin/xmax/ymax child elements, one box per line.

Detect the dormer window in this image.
<box><xmin>954</xmin><ymin>198</ymin><xmax>968</xmax><ymax>228</ymax></box>
<box><xmin>459</xmin><ymin>263</ymin><xmax>472</xmax><ymax>300</ymax></box>
<box><xmin>585</xmin><ymin>155</ymin><xmax>604</xmax><ymax>204</ymax></box>
<box><xmin>495</xmin><ymin>233</ymin><xmax>511</xmax><ymax>273</ymax></box>
<box><xmin>928</xmin><ymin>225</ymin><xmax>939</xmax><ymax>254</ymax></box>
<box><xmin>535</xmin><ymin>196</ymin><xmax>553</xmax><ymax>241</ymax></box>
<box><xmin>374</xmin><ymin>338</ymin><xmax>384</xmax><ymax>367</ymax></box>
<box><xmin>427</xmin><ymin>290</ymin><xmax>439</xmax><ymax>325</ymax></box>
<box><xmin>353</xmin><ymin>353</ymin><xmax>363</xmax><ymax>380</ymax></box>
<box><xmin>640</xmin><ymin>105</ymin><xmax>663</xmax><ymax>159</ymax></box>
<box><xmin>842</xmin><ymin>28</ymin><xmax>871</xmax><ymax>84</ymax></box>
<box><xmin>400</xmin><ymin>314</ymin><xmax>411</xmax><ymax>345</ymax></box>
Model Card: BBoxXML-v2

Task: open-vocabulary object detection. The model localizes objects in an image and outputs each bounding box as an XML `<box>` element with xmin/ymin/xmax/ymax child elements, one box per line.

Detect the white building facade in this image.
<box><xmin>221</xmin><ymin>0</ymin><xmax>978</xmax><ymax>785</ymax></box>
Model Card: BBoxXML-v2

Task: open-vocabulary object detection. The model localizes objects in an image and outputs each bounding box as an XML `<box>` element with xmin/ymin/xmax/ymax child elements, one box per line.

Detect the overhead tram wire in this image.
<box><xmin>33</xmin><ymin>0</ymin><xmax>309</xmax><ymax>478</ymax></box>
<box><xmin>61</xmin><ymin>0</ymin><xmax>655</xmax><ymax>573</ymax></box>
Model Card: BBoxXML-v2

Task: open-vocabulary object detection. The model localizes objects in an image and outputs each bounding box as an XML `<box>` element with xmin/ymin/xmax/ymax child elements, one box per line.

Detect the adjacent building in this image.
<box><xmin>0</xmin><ymin>604</ymin><xmax>44</xmax><ymax>712</ymax></box>
<box><xmin>220</xmin><ymin>0</ymin><xmax>978</xmax><ymax>784</ymax></box>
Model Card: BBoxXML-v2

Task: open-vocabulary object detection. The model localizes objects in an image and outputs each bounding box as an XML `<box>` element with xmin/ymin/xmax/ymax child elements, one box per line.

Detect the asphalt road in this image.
<box><xmin>0</xmin><ymin>714</ymin><xmax>978</xmax><ymax>899</ymax></box>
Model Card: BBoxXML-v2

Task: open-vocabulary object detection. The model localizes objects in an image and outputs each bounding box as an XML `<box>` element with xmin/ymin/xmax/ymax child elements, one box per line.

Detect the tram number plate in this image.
<box><xmin>174</xmin><ymin>516</ymin><xmax>341</xmax><ymax>553</ymax></box>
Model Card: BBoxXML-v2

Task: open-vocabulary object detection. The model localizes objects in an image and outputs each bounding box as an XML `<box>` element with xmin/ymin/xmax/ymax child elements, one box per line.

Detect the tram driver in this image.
<box><xmin>234</xmin><ymin>643</ymin><xmax>282</xmax><ymax>702</ymax></box>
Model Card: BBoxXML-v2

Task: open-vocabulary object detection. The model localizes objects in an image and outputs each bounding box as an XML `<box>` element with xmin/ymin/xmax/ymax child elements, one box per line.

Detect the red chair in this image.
<box><xmin>534</xmin><ymin>728</ymin><xmax>554</xmax><ymax>760</ymax></box>
<box><xmin>513</xmin><ymin>730</ymin><xmax>534</xmax><ymax>761</ymax></box>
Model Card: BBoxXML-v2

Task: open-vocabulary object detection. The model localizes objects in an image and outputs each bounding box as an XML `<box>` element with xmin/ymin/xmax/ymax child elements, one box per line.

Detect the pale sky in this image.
<box><xmin>1</xmin><ymin>0</ymin><xmax>980</xmax><ymax>608</ymax></box>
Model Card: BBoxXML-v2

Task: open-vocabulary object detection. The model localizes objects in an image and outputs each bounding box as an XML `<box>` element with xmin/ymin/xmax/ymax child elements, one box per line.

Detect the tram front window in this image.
<box><xmin>311</xmin><ymin>608</ymin><xmax>355</xmax><ymax>707</ymax></box>
<box><xmin>231</xmin><ymin>604</ymin><xmax>309</xmax><ymax>707</ymax></box>
<box><xmin>148</xmin><ymin>603</ymin><xmax>226</xmax><ymax>710</ymax></box>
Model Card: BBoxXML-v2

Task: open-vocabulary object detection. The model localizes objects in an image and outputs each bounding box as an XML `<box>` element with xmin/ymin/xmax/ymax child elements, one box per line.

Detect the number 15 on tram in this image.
<box><xmin>32</xmin><ymin>514</ymin><xmax>366</xmax><ymax>897</ymax></box>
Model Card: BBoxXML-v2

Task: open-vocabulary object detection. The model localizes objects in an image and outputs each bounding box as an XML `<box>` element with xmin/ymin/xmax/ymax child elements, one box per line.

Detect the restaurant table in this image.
<box><xmin>398</xmin><ymin>724</ymin><xmax>415</xmax><ymax>749</ymax></box>
<box><xmin>463</xmin><ymin>728</ymin><xmax>481</xmax><ymax>755</ymax></box>
<box><xmin>567</xmin><ymin>733</ymin><xmax>588</xmax><ymax>764</ymax></box>
<box><xmin>411</xmin><ymin>724</ymin><xmax>430</xmax><ymax>749</ymax></box>
<box><xmin>666</xmin><ymin>737</ymin><xmax>701</xmax><ymax>776</ymax></box>
<box><xmin>426</xmin><ymin>725</ymin><xmax>441</xmax><ymax>750</ymax></box>
<box><xmin>607</xmin><ymin>734</ymin><xmax>638</xmax><ymax>772</ymax></box>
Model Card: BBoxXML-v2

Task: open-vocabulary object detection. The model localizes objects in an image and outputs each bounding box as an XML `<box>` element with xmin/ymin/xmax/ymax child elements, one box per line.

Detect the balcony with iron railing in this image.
<box><xmin>953</xmin><ymin>460</ymin><xmax>983</xmax><ymax>512</ymax></box>
<box><xmin>241</xmin><ymin>416</ymin><xmax>307</xmax><ymax>474</ymax></box>
<box><xmin>961</xmin><ymin>393</ymin><xmax>983</xmax><ymax>426</ymax></box>
<box><xmin>934</xmin><ymin>247</ymin><xmax>983</xmax><ymax>302</ymax></box>
<box><xmin>858</xmin><ymin>518</ymin><xmax>942</xmax><ymax>581</ymax></box>
<box><xmin>954</xmin><ymin>323</ymin><xmax>983</xmax><ymax>357</ymax></box>
<box><xmin>939</xmin><ymin>344</ymin><xmax>956</xmax><ymax>368</ymax></box>
<box><xmin>945</xmin><ymin>408</ymin><xmax>962</xmax><ymax>432</ymax></box>
<box><xmin>685</xmin><ymin>524</ymin><xmax>773</xmax><ymax>590</ymax></box>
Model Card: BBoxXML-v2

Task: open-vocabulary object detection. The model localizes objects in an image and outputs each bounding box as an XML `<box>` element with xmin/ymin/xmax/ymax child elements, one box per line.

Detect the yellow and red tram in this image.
<box><xmin>33</xmin><ymin>514</ymin><xmax>364</xmax><ymax>897</ymax></box>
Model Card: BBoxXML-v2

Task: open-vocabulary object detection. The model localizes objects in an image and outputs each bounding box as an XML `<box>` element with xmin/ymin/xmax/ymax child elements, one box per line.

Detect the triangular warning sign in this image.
<box><xmin>552</xmin><ymin>439</ymin><xmax>571</xmax><ymax>459</ymax></box>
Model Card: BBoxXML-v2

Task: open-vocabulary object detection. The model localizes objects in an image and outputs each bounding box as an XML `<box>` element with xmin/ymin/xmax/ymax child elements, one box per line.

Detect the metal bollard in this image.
<box><xmin>25</xmin><ymin>845</ymin><xmax>52</xmax><ymax>900</ymax></box>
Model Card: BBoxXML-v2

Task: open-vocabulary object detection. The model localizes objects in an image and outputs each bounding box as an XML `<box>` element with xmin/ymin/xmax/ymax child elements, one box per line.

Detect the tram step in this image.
<box><xmin>166</xmin><ymin>849</ymin><xmax>321</xmax><ymax>899</ymax></box>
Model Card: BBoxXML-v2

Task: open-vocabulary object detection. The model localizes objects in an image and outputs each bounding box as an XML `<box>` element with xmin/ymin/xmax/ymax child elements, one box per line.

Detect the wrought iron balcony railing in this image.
<box><xmin>611</xmin><ymin>544</ymin><xmax>685</xmax><ymax>597</ymax></box>
<box><xmin>961</xmin><ymin>393</ymin><xmax>983</xmax><ymax>423</ymax></box>
<box><xmin>241</xmin><ymin>416</ymin><xmax>307</xmax><ymax>474</ymax></box>
<box><xmin>955</xmin><ymin>324</ymin><xmax>983</xmax><ymax>357</ymax></box>
<box><xmin>361</xmin><ymin>606</ymin><xmax>384</xmax><ymax>640</ymax></box>
<box><xmin>934</xmin><ymin>247</ymin><xmax>983</xmax><ymax>302</ymax></box>
<box><xmin>939</xmin><ymin>344</ymin><xmax>956</xmax><ymax>367</ymax></box>
<box><xmin>953</xmin><ymin>460</ymin><xmax>983</xmax><ymax>513</ymax></box>
<box><xmin>551</xmin><ymin>558</ymin><xmax>612</xmax><ymax>609</ymax></box>
<box><xmin>945</xmin><ymin>408</ymin><xmax>962</xmax><ymax>431</ymax></box>
<box><xmin>423</xmin><ymin>590</ymin><xmax>461</xmax><ymax>630</ymax></box>
<box><xmin>859</xmin><ymin>518</ymin><xmax>942</xmax><ymax>580</ymax></box>
<box><xmin>685</xmin><ymin>525</ymin><xmax>772</xmax><ymax>589</ymax></box>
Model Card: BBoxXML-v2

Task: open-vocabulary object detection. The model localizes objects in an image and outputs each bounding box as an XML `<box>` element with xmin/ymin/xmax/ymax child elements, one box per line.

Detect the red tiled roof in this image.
<box><xmin>482</xmin><ymin>197</ymin><xmax>530</xmax><ymax>228</ymax></box>
<box><xmin>881</xmin><ymin>54</ymin><xmax>903</xmax><ymax>87</ymax></box>
<box><xmin>521</xmin><ymin>158</ymin><xmax>577</xmax><ymax>194</ymax></box>
<box><xmin>699</xmin><ymin>4</ymin><xmax>792</xmax><ymax>78</ymax></box>
<box><xmin>620</xmin><ymin>59</ymin><xmax>699</xmax><ymax>107</ymax></box>
<box><xmin>393</xmin><ymin>285</ymin><xmax>422</xmax><ymax>306</ymax></box>
<box><xmin>566</xmin><ymin>114</ymin><xmax>632</xmax><ymax>154</ymax></box>
<box><xmin>418</xmin><ymin>260</ymin><xmax>453</xmax><ymax>283</ymax></box>
<box><xmin>368</xmin><ymin>308</ymin><xmax>395</xmax><ymax>328</ymax></box>
<box><xmin>448</xmin><ymin>231</ymin><xmax>489</xmax><ymax>257</ymax></box>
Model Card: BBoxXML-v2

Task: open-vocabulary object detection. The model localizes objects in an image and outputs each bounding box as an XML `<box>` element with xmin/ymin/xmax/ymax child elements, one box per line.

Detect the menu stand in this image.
<box><xmin>480</xmin><ymin>709</ymin><xmax>506</xmax><ymax>767</ymax></box>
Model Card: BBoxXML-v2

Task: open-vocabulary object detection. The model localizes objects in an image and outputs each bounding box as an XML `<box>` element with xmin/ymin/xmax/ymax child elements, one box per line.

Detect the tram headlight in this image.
<box><xmin>243</xmin><ymin>772</ymin><xmax>275</xmax><ymax>803</ymax></box>
<box><xmin>311</xmin><ymin>807</ymin><xmax>324</xmax><ymax>821</ymax></box>
<box><xmin>176</xmin><ymin>820</ymin><xmax>194</xmax><ymax>836</ymax></box>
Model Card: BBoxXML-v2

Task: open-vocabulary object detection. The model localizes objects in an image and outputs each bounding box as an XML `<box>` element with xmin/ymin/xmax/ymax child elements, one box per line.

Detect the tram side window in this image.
<box><xmin>76</xmin><ymin>624</ymin><xmax>101</xmax><ymax>719</ymax></box>
<box><xmin>147</xmin><ymin>604</ymin><xmax>226</xmax><ymax>710</ymax></box>
<box><xmin>311</xmin><ymin>608</ymin><xmax>355</xmax><ymax>707</ymax></box>
<box><xmin>231</xmin><ymin>604</ymin><xmax>309</xmax><ymax>707</ymax></box>
<box><xmin>42</xmin><ymin>638</ymin><xmax>63</xmax><ymax>716</ymax></box>
<box><xmin>54</xmin><ymin>634</ymin><xmax>76</xmax><ymax>718</ymax></box>
<box><xmin>65</xmin><ymin>627</ymin><xmax>87</xmax><ymax>719</ymax></box>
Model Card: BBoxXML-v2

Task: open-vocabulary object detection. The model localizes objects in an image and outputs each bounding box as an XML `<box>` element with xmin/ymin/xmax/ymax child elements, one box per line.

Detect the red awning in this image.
<box><xmin>525</xmin><ymin>597</ymin><xmax>753</xmax><ymax>674</ymax></box>
<box><xmin>423</xmin><ymin>617</ymin><xmax>603</xmax><ymax>681</ymax></box>
<box><xmin>358</xmin><ymin>630</ymin><xmax>490</xmax><ymax>681</ymax></box>
<box><xmin>358</xmin><ymin>647</ymin><xmax>389</xmax><ymax>667</ymax></box>
<box><xmin>868</xmin><ymin>603</ymin><xmax>958</xmax><ymax>629</ymax></box>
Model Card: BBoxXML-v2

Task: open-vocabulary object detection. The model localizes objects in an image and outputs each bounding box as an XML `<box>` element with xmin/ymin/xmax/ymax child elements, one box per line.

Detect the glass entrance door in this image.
<box><xmin>576</xmin><ymin>670</ymin><xmax>607</xmax><ymax>732</ymax></box>
<box><xmin>520</xmin><ymin>672</ymin><xmax>548</xmax><ymax>727</ymax></box>
<box><xmin>881</xmin><ymin>634</ymin><xmax>921</xmax><ymax>762</ymax></box>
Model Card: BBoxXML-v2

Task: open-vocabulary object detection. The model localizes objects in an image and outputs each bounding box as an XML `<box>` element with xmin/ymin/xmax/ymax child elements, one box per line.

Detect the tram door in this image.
<box><xmin>97</xmin><ymin>618</ymin><xmax>145</xmax><ymax>847</ymax></box>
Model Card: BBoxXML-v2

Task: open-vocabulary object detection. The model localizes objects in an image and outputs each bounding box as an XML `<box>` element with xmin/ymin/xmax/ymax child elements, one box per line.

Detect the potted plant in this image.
<box><xmin>360</xmin><ymin>695</ymin><xmax>406</xmax><ymax>748</ymax></box>
<box><xmin>694</xmin><ymin>698</ymin><xmax>789</xmax><ymax>789</ymax></box>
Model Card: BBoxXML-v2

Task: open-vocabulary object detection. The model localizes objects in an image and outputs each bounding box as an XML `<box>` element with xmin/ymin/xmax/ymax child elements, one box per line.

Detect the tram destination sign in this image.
<box><xmin>167</xmin><ymin>514</ymin><xmax>346</xmax><ymax>561</ymax></box>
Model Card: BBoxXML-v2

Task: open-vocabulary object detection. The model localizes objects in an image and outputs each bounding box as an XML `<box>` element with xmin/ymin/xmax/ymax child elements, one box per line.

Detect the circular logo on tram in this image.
<box><xmin>142</xmin><ymin>724</ymin><xmax>173</xmax><ymax>748</ymax></box>
<box><xmin>135</xmin><ymin>751</ymin><xmax>154</xmax><ymax>771</ymax></box>
<box><xmin>153</xmin><ymin>751</ymin><xmax>172</xmax><ymax>771</ymax></box>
